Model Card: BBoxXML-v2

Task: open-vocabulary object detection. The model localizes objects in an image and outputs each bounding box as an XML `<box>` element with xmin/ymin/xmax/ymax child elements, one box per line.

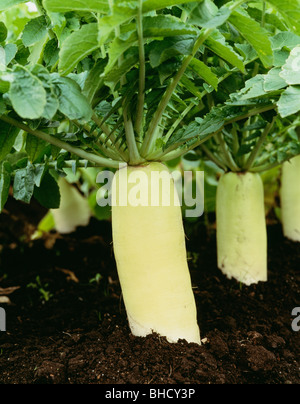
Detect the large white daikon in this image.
<box><xmin>201</xmin><ymin>106</ymin><xmax>299</xmax><ymax>285</ymax></box>
<box><xmin>51</xmin><ymin>178</ymin><xmax>91</xmax><ymax>234</ymax></box>
<box><xmin>281</xmin><ymin>156</ymin><xmax>300</xmax><ymax>242</ymax></box>
<box><xmin>216</xmin><ymin>172</ymin><xmax>267</xmax><ymax>285</ymax></box>
<box><xmin>112</xmin><ymin>163</ymin><xmax>200</xmax><ymax>343</ymax></box>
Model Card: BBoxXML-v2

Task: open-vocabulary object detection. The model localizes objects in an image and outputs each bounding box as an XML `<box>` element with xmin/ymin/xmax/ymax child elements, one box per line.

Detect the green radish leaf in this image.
<box><xmin>205</xmin><ymin>30</ymin><xmax>245</xmax><ymax>72</ymax></box>
<box><xmin>33</xmin><ymin>172</ymin><xmax>60</xmax><ymax>209</ymax></box>
<box><xmin>27</xmin><ymin>35</ymin><xmax>49</xmax><ymax>66</ymax></box>
<box><xmin>228</xmin><ymin>10</ymin><xmax>273</xmax><ymax>68</ymax></box>
<box><xmin>33</xmin><ymin>164</ymin><xmax>47</xmax><ymax>187</ymax></box>
<box><xmin>4</xmin><ymin>44</ymin><xmax>18</xmax><ymax>65</ymax></box>
<box><xmin>166</xmin><ymin>105</ymin><xmax>244</xmax><ymax>150</ymax></box>
<box><xmin>266</xmin><ymin>0</ymin><xmax>300</xmax><ymax>35</ymax></box>
<box><xmin>270</xmin><ymin>32</ymin><xmax>300</xmax><ymax>69</ymax></box>
<box><xmin>67</xmin><ymin>71</ymin><xmax>88</xmax><ymax>91</ymax></box>
<box><xmin>0</xmin><ymin>121</ymin><xmax>20</xmax><ymax>161</ymax></box>
<box><xmin>246</xmin><ymin>6</ymin><xmax>287</xmax><ymax>32</ymax></box>
<box><xmin>188</xmin><ymin>0</ymin><xmax>231</xmax><ymax>29</ymax></box>
<box><xmin>44</xmin><ymin>0</ymin><xmax>111</xmax><ymax>13</ymax></box>
<box><xmin>234</xmin><ymin>43</ymin><xmax>257</xmax><ymax>63</ymax></box>
<box><xmin>235</xmin><ymin>75</ymin><xmax>267</xmax><ymax>100</ymax></box>
<box><xmin>142</xmin><ymin>0</ymin><xmax>200</xmax><ymax>11</ymax></box>
<box><xmin>0</xmin><ymin>47</ymin><xmax>6</xmax><ymax>71</ymax></box>
<box><xmin>264</xmin><ymin>68</ymin><xmax>287</xmax><ymax>92</ymax></box>
<box><xmin>180</xmin><ymin>75</ymin><xmax>203</xmax><ymax>99</ymax></box>
<box><xmin>149</xmin><ymin>36</ymin><xmax>195</xmax><ymax>68</ymax></box>
<box><xmin>0</xmin><ymin>96</ymin><xmax>5</xmax><ymax>114</ymax></box>
<box><xmin>22</xmin><ymin>16</ymin><xmax>48</xmax><ymax>47</ymax></box>
<box><xmin>273</xmin><ymin>49</ymin><xmax>290</xmax><ymax>68</ymax></box>
<box><xmin>105</xmin><ymin>16</ymin><xmax>198</xmax><ymax>74</ymax></box>
<box><xmin>166</xmin><ymin>110</ymin><xmax>222</xmax><ymax>149</ymax></box>
<box><xmin>0</xmin><ymin>22</ymin><xmax>8</xmax><ymax>42</ymax></box>
<box><xmin>25</xmin><ymin>134</ymin><xmax>48</xmax><ymax>163</ymax></box>
<box><xmin>0</xmin><ymin>0</ymin><xmax>27</xmax><ymax>11</ymax></box>
<box><xmin>142</xmin><ymin>15</ymin><xmax>198</xmax><ymax>37</ymax></box>
<box><xmin>104</xmin><ymin>53</ymin><xmax>139</xmax><ymax>89</ymax></box>
<box><xmin>237</xmin><ymin>142</ymin><xmax>256</xmax><ymax>157</ymax></box>
<box><xmin>45</xmin><ymin>0</ymin><xmax>198</xmax><ymax>13</ymax></box>
<box><xmin>189</xmin><ymin>58</ymin><xmax>218</xmax><ymax>90</ymax></box>
<box><xmin>0</xmin><ymin>161</ymin><xmax>11</xmax><ymax>212</ymax></box>
<box><xmin>97</xmin><ymin>0</ymin><xmax>200</xmax><ymax>45</ymax></box>
<box><xmin>13</xmin><ymin>164</ymin><xmax>35</xmax><ymax>204</ymax></box>
<box><xmin>42</xmin><ymin>89</ymin><xmax>59</xmax><ymax>120</ymax></box>
<box><xmin>15</xmin><ymin>42</ymin><xmax>30</xmax><ymax>66</ymax></box>
<box><xmin>104</xmin><ymin>32</ymin><xmax>138</xmax><ymax>75</ymax></box>
<box><xmin>4</xmin><ymin>151</ymin><xmax>28</xmax><ymax>170</ymax></box>
<box><xmin>83</xmin><ymin>59</ymin><xmax>107</xmax><ymax>103</ymax></box>
<box><xmin>277</xmin><ymin>86</ymin><xmax>300</xmax><ymax>117</ymax></box>
<box><xmin>280</xmin><ymin>46</ymin><xmax>300</xmax><ymax>85</ymax></box>
<box><xmin>58</xmin><ymin>23</ymin><xmax>99</xmax><ymax>75</ymax></box>
<box><xmin>269</xmin><ymin>32</ymin><xmax>300</xmax><ymax>68</ymax></box>
<box><xmin>242</xmin><ymin>119</ymin><xmax>267</xmax><ymax>132</ymax></box>
<box><xmin>44</xmin><ymin>38</ymin><xmax>59</xmax><ymax>68</ymax></box>
<box><xmin>158</xmin><ymin>58</ymin><xmax>182</xmax><ymax>85</ymax></box>
<box><xmin>31</xmin><ymin>65</ymin><xmax>59</xmax><ymax>120</ymax></box>
<box><xmin>9</xmin><ymin>66</ymin><xmax>47</xmax><ymax>119</ymax></box>
<box><xmin>45</xmin><ymin>0</ymin><xmax>198</xmax><ymax>32</ymax></box>
<box><xmin>270</xmin><ymin>32</ymin><xmax>300</xmax><ymax>50</ymax></box>
<box><xmin>51</xmin><ymin>74</ymin><xmax>93</xmax><ymax>121</ymax></box>
<box><xmin>183</xmin><ymin>152</ymin><xmax>200</xmax><ymax>162</ymax></box>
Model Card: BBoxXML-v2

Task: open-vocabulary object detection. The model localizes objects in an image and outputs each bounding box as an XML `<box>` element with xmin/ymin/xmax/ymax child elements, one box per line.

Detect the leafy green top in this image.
<box><xmin>0</xmin><ymin>0</ymin><xmax>299</xmax><ymax>209</ymax></box>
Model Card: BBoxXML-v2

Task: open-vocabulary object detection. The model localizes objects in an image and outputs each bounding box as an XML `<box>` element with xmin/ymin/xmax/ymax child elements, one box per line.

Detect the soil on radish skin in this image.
<box><xmin>0</xmin><ymin>199</ymin><xmax>299</xmax><ymax>384</ymax></box>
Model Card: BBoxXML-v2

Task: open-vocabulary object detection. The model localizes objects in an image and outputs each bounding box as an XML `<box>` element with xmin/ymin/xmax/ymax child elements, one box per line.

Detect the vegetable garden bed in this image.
<box><xmin>1</xmin><ymin>0</ymin><xmax>300</xmax><ymax>386</ymax></box>
<box><xmin>0</xmin><ymin>198</ymin><xmax>299</xmax><ymax>384</ymax></box>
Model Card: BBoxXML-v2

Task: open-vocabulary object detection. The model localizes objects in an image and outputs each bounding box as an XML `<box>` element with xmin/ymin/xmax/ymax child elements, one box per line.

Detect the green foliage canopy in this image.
<box><xmin>0</xmin><ymin>0</ymin><xmax>299</xmax><ymax>210</ymax></box>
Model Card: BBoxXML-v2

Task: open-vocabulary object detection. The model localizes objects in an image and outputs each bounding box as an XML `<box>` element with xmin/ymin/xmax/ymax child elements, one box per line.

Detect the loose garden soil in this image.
<box><xmin>0</xmin><ymin>197</ymin><xmax>299</xmax><ymax>384</ymax></box>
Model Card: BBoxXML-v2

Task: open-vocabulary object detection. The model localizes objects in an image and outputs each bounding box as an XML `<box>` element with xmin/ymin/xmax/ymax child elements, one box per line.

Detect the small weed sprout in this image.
<box><xmin>89</xmin><ymin>273</ymin><xmax>103</xmax><ymax>286</ymax></box>
<box><xmin>27</xmin><ymin>276</ymin><xmax>53</xmax><ymax>303</ymax></box>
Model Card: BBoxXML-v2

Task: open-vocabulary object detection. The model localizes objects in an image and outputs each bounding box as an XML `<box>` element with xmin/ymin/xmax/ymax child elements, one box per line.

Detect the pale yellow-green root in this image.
<box><xmin>112</xmin><ymin>163</ymin><xmax>200</xmax><ymax>344</ymax></box>
<box><xmin>51</xmin><ymin>178</ymin><xmax>92</xmax><ymax>234</ymax></box>
<box><xmin>281</xmin><ymin>156</ymin><xmax>300</xmax><ymax>242</ymax></box>
<box><xmin>216</xmin><ymin>172</ymin><xmax>267</xmax><ymax>285</ymax></box>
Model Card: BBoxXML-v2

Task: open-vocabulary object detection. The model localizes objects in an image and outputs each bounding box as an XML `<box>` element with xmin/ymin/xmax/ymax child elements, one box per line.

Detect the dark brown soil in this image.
<box><xmin>0</xmin><ymin>198</ymin><xmax>299</xmax><ymax>384</ymax></box>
